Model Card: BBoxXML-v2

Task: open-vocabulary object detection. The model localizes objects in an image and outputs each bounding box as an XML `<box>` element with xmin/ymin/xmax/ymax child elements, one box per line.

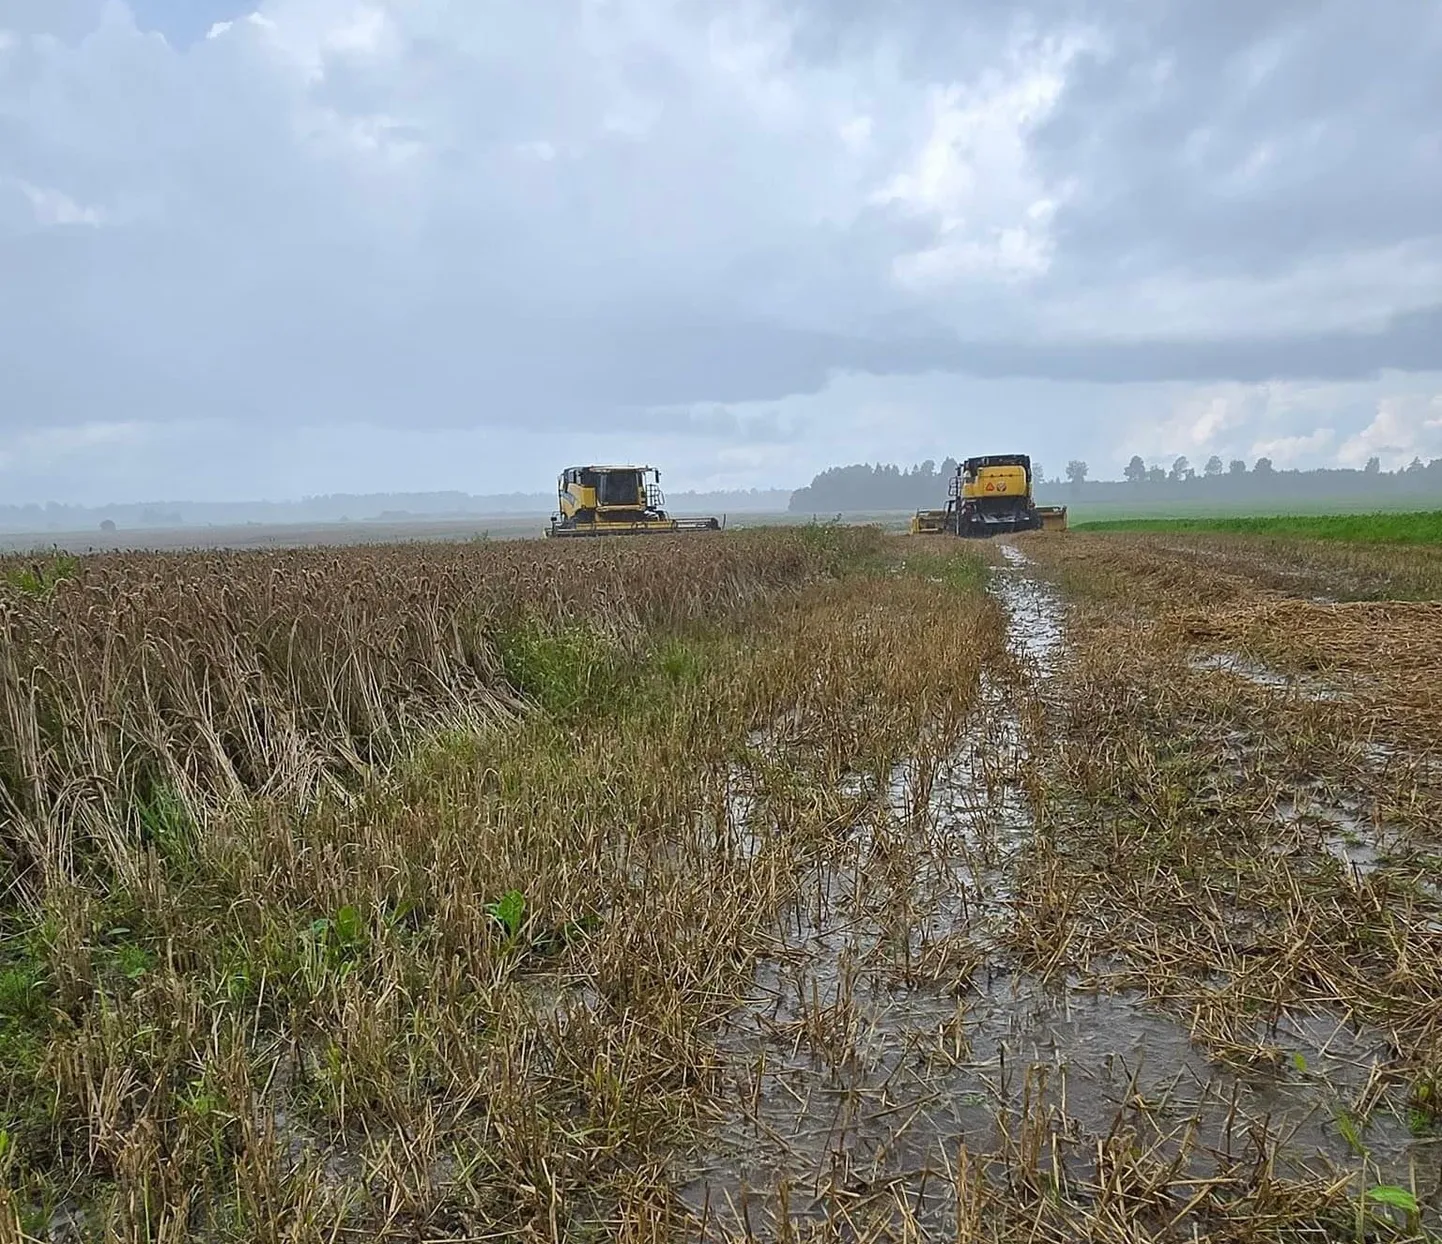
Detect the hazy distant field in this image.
<box><xmin>0</xmin><ymin>515</ymin><xmax>538</xmax><ymax>553</ymax></box>
<box><xmin>6</xmin><ymin>493</ymin><xmax>1442</xmax><ymax>554</ymax></box>
<box><xmin>1052</xmin><ymin>494</ymin><xmax>1442</xmax><ymax>522</ymax></box>
<box><xmin>778</xmin><ymin>496</ymin><xmax>1442</xmax><ymax>529</ymax></box>
<box><xmin>0</xmin><ymin>511</ymin><xmax>798</xmax><ymax>553</ymax></box>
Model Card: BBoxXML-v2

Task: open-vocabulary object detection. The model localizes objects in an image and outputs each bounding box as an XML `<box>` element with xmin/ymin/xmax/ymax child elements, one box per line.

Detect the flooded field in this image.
<box><xmin>679</xmin><ymin>535</ymin><xmax>1441</xmax><ymax>1240</ymax></box>
<box><xmin>2</xmin><ymin>527</ymin><xmax>1440</xmax><ymax>1241</ymax></box>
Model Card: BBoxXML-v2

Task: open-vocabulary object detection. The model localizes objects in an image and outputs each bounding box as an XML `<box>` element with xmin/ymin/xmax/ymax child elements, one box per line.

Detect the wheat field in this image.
<box><xmin>1</xmin><ymin>527</ymin><xmax>1440</xmax><ymax>1242</ymax></box>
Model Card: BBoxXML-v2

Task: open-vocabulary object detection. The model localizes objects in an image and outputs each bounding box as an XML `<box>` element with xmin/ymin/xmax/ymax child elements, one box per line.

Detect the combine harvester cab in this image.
<box><xmin>948</xmin><ymin>454</ymin><xmax>1038</xmax><ymax>537</ymax></box>
<box><xmin>545</xmin><ymin>465</ymin><xmax>723</xmax><ymax>538</ymax></box>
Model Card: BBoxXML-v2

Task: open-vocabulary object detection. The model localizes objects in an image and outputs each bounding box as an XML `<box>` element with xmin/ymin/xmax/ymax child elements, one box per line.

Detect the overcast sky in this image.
<box><xmin>3</xmin><ymin>0</ymin><xmax>1440</xmax><ymax>503</ymax></box>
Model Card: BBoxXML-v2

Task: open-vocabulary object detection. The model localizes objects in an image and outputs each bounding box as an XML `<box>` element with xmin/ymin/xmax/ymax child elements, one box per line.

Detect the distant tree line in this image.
<box><xmin>1120</xmin><ymin>453</ymin><xmax>1365</xmax><ymax>483</ymax></box>
<box><xmin>788</xmin><ymin>460</ymin><xmax>960</xmax><ymax>513</ymax></box>
<box><xmin>789</xmin><ymin>454</ymin><xmax>1442</xmax><ymax>513</ymax></box>
<box><xmin>1073</xmin><ymin>452</ymin><xmax>1442</xmax><ymax>505</ymax></box>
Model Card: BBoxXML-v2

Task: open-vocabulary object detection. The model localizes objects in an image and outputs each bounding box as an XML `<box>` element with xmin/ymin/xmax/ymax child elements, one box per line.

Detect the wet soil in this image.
<box><xmin>680</xmin><ymin>540</ymin><xmax>1433</xmax><ymax>1239</ymax></box>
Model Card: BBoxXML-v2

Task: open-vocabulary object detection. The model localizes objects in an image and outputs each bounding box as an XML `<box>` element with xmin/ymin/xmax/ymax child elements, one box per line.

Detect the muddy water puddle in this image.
<box><xmin>1187</xmin><ymin>651</ymin><xmax>1348</xmax><ymax>703</ymax></box>
<box><xmin>681</xmin><ymin>545</ymin><xmax>1056</xmax><ymax>1233</ymax></box>
<box><xmin>1274</xmin><ymin>792</ymin><xmax>1389</xmax><ymax>878</ymax></box>
<box><xmin>681</xmin><ymin>542</ymin><xmax>1431</xmax><ymax>1237</ymax></box>
<box><xmin>995</xmin><ymin>541</ymin><xmax>1063</xmax><ymax>672</ymax></box>
<box><xmin>683</xmin><ymin>978</ymin><xmax>1421</xmax><ymax>1237</ymax></box>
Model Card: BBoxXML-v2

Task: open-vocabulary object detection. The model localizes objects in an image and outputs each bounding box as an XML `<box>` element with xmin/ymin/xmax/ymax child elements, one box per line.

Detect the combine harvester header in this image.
<box><xmin>546</xmin><ymin>465</ymin><xmax>723</xmax><ymax>538</ymax></box>
<box><xmin>909</xmin><ymin>454</ymin><xmax>1067</xmax><ymax>537</ymax></box>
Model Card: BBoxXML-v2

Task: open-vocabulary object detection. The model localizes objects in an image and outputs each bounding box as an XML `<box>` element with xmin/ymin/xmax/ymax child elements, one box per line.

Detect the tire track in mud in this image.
<box><xmin>681</xmin><ymin>542</ymin><xmax>1431</xmax><ymax>1241</ymax></box>
<box><xmin>679</xmin><ymin>546</ymin><xmax>1055</xmax><ymax>1235</ymax></box>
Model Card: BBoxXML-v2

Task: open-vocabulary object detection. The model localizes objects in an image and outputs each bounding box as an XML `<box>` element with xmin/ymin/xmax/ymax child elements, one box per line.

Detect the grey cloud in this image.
<box><xmin>0</xmin><ymin>0</ymin><xmax>106</xmax><ymax>41</ymax></box>
<box><xmin>596</xmin><ymin>404</ymin><xmax>802</xmax><ymax>444</ymax></box>
<box><xmin>1</xmin><ymin>0</ymin><xmax>1440</xmax><ymax>449</ymax></box>
<box><xmin>4</xmin><ymin>229</ymin><xmax>1438</xmax><ymax>436</ymax></box>
<box><xmin>900</xmin><ymin>304</ymin><xmax>1442</xmax><ymax>386</ymax></box>
<box><xmin>1032</xmin><ymin>2</ymin><xmax>1442</xmax><ymax>276</ymax></box>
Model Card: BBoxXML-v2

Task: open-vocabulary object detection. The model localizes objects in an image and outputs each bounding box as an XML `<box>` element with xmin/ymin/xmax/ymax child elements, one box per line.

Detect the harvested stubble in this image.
<box><xmin>1032</xmin><ymin>531</ymin><xmax>1442</xmax><ymax>752</ymax></box>
<box><xmin>683</xmin><ymin>535</ymin><xmax>1440</xmax><ymax>1243</ymax></box>
<box><xmin>1046</xmin><ymin>527</ymin><xmax>1442</xmax><ymax>604</ymax></box>
<box><xmin>1005</xmin><ymin>529</ymin><xmax>1442</xmax><ymax>1237</ymax></box>
<box><xmin>1163</xmin><ymin>598</ymin><xmax>1442</xmax><ymax>752</ymax></box>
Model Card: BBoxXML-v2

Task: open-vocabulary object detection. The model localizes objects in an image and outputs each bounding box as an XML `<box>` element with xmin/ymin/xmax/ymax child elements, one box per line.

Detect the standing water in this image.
<box><xmin>678</xmin><ymin>537</ymin><xmax>1421</xmax><ymax>1240</ymax></box>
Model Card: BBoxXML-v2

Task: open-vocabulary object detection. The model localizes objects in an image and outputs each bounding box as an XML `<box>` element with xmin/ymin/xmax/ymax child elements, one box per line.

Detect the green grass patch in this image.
<box><xmin>493</xmin><ymin>618</ymin><xmax>630</xmax><ymax>716</ymax></box>
<box><xmin>1075</xmin><ymin>510</ymin><xmax>1442</xmax><ymax>545</ymax></box>
<box><xmin>653</xmin><ymin>636</ymin><xmax>707</xmax><ymax>686</ymax></box>
<box><xmin>785</xmin><ymin>521</ymin><xmax>895</xmax><ymax>573</ymax></box>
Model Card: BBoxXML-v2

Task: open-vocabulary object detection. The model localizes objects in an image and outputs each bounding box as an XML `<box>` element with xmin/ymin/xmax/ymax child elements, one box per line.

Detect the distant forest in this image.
<box><xmin>789</xmin><ymin>460</ymin><xmax>962</xmax><ymax>513</ymax></box>
<box><xmin>789</xmin><ymin>454</ymin><xmax>1442</xmax><ymax>513</ymax></box>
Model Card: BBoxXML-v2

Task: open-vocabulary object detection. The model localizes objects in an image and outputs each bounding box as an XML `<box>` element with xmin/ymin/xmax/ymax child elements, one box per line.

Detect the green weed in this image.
<box><xmin>110</xmin><ymin>943</ymin><xmax>153</xmax><ymax>981</ymax></box>
<box><xmin>900</xmin><ymin>547</ymin><xmax>989</xmax><ymax>592</ymax></box>
<box><xmin>301</xmin><ymin>905</ymin><xmax>366</xmax><ymax>979</ymax></box>
<box><xmin>1367</xmin><ymin>1185</ymin><xmax>1418</xmax><ymax>1212</ymax></box>
<box><xmin>135</xmin><ymin>781</ymin><xmax>197</xmax><ymax>870</ymax></box>
<box><xmin>486</xmin><ymin>889</ymin><xmax>526</xmax><ymax>941</ymax></box>
<box><xmin>791</xmin><ymin>521</ymin><xmax>891</xmax><ymax>573</ymax></box>
<box><xmin>655</xmin><ymin>638</ymin><xmax>705</xmax><ymax>685</ymax></box>
<box><xmin>4</xmin><ymin>552</ymin><xmax>79</xmax><ymax>598</ymax></box>
<box><xmin>1407</xmin><ymin>1075</ymin><xmax>1440</xmax><ymax>1130</ymax></box>
<box><xmin>0</xmin><ymin>962</ymin><xmax>46</xmax><ymax>1025</ymax></box>
<box><xmin>494</xmin><ymin>618</ymin><xmax>626</xmax><ymax>716</ymax></box>
<box><xmin>1365</xmin><ymin>1184</ymin><xmax>1421</xmax><ymax>1233</ymax></box>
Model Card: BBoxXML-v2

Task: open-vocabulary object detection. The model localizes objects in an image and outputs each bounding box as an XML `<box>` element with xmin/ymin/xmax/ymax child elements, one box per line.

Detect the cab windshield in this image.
<box><xmin>596</xmin><ymin>470</ymin><xmax>641</xmax><ymax>506</ymax></box>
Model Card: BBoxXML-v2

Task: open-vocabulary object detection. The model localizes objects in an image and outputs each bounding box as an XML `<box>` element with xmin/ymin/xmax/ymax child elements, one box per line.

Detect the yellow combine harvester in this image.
<box><xmin>909</xmin><ymin>508</ymin><xmax>950</xmax><ymax>535</ymax></box>
<box><xmin>545</xmin><ymin>464</ymin><xmax>722</xmax><ymax>538</ymax></box>
<box><xmin>908</xmin><ymin>454</ymin><xmax>1068</xmax><ymax>537</ymax></box>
